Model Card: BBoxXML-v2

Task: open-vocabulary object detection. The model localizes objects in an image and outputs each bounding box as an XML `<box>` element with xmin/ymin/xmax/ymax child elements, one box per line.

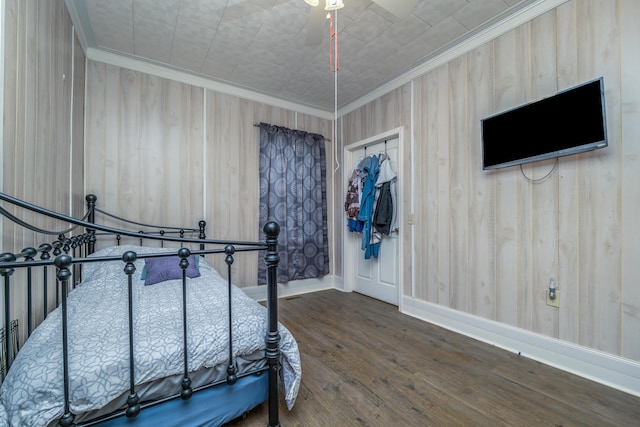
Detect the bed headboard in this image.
<box><xmin>84</xmin><ymin>194</ymin><xmax>208</xmax><ymax>254</ymax></box>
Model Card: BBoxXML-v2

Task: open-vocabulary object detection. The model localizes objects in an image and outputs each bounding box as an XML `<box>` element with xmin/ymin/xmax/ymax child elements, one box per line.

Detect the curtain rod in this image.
<box><xmin>253</xmin><ymin>123</ymin><xmax>331</xmax><ymax>142</ymax></box>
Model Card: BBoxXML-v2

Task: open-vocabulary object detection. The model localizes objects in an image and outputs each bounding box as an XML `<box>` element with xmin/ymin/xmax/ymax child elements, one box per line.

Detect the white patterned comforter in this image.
<box><xmin>0</xmin><ymin>245</ymin><xmax>301</xmax><ymax>427</ymax></box>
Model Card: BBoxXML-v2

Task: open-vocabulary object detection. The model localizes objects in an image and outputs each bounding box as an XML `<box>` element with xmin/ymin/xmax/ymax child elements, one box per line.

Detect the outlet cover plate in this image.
<box><xmin>546</xmin><ymin>290</ymin><xmax>560</xmax><ymax>307</ymax></box>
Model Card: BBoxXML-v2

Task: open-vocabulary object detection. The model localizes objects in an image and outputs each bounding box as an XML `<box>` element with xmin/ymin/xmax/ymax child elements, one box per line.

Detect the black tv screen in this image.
<box><xmin>481</xmin><ymin>77</ymin><xmax>607</xmax><ymax>170</ymax></box>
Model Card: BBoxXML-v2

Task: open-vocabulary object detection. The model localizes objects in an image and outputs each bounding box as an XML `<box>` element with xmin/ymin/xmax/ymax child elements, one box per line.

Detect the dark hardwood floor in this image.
<box><xmin>227</xmin><ymin>290</ymin><xmax>640</xmax><ymax>426</ymax></box>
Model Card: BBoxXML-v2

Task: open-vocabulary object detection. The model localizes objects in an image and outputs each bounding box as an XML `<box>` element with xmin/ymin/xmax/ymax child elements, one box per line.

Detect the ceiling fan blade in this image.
<box><xmin>305</xmin><ymin>5</ymin><xmax>326</xmax><ymax>46</ymax></box>
<box><xmin>373</xmin><ymin>0</ymin><xmax>418</xmax><ymax>19</ymax></box>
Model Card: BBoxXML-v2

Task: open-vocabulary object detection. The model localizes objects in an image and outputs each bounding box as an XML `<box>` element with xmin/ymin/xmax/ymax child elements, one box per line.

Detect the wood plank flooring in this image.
<box><xmin>227</xmin><ymin>290</ymin><xmax>640</xmax><ymax>426</ymax></box>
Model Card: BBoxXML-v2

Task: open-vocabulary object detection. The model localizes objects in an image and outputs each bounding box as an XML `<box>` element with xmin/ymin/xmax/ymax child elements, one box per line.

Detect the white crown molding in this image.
<box><xmin>402</xmin><ymin>295</ymin><xmax>640</xmax><ymax>398</ymax></box>
<box><xmin>65</xmin><ymin>0</ymin><xmax>333</xmax><ymax>120</ymax></box>
<box><xmin>86</xmin><ymin>48</ymin><xmax>335</xmax><ymax>121</ymax></box>
<box><xmin>66</xmin><ymin>0</ymin><xmax>567</xmax><ymax>121</ymax></box>
<box><xmin>64</xmin><ymin>0</ymin><xmax>92</xmax><ymax>53</ymax></box>
<box><xmin>338</xmin><ymin>0</ymin><xmax>569</xmax><ymax>116</ymax></box>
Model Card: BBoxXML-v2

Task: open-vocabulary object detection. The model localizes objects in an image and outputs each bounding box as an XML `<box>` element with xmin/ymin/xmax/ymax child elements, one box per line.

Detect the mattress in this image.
<box><xmin>0</xmin><ymin>245</ymin><xmax>301</xmax><ymax>426</ymax></box>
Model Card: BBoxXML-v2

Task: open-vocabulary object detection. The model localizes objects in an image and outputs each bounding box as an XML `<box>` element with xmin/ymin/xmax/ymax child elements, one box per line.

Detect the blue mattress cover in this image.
<box><xmin>95</xmin><ymin>372</ymin><xmax>268</xmax><ymax>427</ymax></box>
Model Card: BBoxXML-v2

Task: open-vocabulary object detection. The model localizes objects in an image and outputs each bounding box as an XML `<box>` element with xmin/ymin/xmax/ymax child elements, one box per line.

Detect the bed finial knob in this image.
<box><xmin>181</xmin><ymin>377</ymin><xmax>192</xmax><ymax>400</ymax></box>
<box><xmin>39</xmin><ymin>243</ymin><xmax>52</xmax><ymax>260</ymax></box>
<box><xmin>22</xmin><ymin>247</ymin><xmax>37</xmax><ymax>260</ymax></box>
<box><xmin>122</xmin><ymin>251</ymin><xmax>137</xmax><ymax>265</ymax></box>
<box><xmin>52</xmin><ymin>241</ymin><xmax>62</xmax><ymax>256</ymax></box>
<box><xmin>264</xmin><ymin>221</ymin><xmax>280</xmax><ymax>239</ymax></box>
<box><xmin>225</xmin><ymin>244</ymin><xmax>235</xmax><ymax>267</ymax></box>
<box><xmin>178</xmin><ymin>247</ymin><xmax>191</xmax><ymax>259</ymax></box>
<box><xmin>58</xmin><ymin>412</ymin><xmax>74</xmax><ymax>427</ymax></box>
<box><xmin>178</xmin><ymin>248</ymin><xmax>191</xmax><ymax>271</ymax></box>
<box><xmin>0</xmin><ymin>252</ymin><xmax>16</xmax><ymax>263</ymax></box>
<box><xmin>0</xmin><ymin>253</ymin><xmax>16</xmax><ymax>277</ymax></box>
<box><xmin>125</xmin><ymin>393</ymin><xmax>140</xmax><ymax>418</ymax></box>
<box><xmin>54</xmin><ymin>254</ymin><xmax>72</xmax><ymax>269</ymax></box>
<box><xmin>226</xmin><ymin>364</ymin><xmax>237</xmax><ymax>385</ymax></box>
<box><xmin>55</xmin><ymin>254</ymin><xmax>73</xmax><ymax>282</ymax></box>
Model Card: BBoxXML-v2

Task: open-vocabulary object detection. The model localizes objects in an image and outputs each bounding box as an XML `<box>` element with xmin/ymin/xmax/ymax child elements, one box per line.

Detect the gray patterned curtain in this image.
<box><xmin>258</xmin><ymin>123</ymin><xmax>329</xmax><ymax>284</ymax></box>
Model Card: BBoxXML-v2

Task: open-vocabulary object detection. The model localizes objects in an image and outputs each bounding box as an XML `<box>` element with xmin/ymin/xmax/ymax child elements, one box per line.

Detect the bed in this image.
<box><xmin>0</xmin><ymin>193</ymin><xmax>301</xmax><ymax>426</ymax></box>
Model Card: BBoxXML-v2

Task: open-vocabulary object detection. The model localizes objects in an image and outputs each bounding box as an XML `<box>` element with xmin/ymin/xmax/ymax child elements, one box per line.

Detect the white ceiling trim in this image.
<box><xmin>64</xmin><ymin>0</ymin><xmax>92</xmax><ymax>54</ymax></box>
<box><xmin>338</xmin><ymin>0</ymin><xmax>569</xmax><ymax>116</ymax></box>
<box><xmin>64</xmin><ymin>0</ymin><xmax>334</xmax><ymax>120</ymax></box>
<box><xmin>66</xmin><ymin>0</ymin><xmax>568</xmax><ymax>121</ymax></box>
<box><xmin>86</xmin><ymin>47</ymin><xmax>335</xmax><ymax>120</ymax></box>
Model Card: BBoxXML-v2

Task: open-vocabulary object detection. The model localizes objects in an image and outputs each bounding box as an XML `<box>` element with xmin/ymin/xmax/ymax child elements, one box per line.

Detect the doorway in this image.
<box><xmin>343</xmin><ymin>128</ymin><xmax>403</xmax><ymax>306</ymax></box>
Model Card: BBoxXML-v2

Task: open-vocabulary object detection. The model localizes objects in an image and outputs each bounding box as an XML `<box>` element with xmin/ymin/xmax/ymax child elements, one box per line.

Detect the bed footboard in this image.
<box><xmin>0</xmin><ymin>192</ymin><xmax>287</xmax><ymax>427</ymax></box>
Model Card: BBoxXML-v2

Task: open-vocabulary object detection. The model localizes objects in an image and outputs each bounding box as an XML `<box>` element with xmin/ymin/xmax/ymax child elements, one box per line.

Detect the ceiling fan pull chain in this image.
<box><xmin>329</xmin><ymin>13</ymin><xmax>340</xmax><ymax>72</ymax></box>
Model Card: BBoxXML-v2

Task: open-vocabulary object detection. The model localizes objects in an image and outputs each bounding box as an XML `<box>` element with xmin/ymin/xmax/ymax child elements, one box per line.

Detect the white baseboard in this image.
<box><xmin>246</xmin><ymin>279</ymin><xmax>640</xmax><ymax>397</ymax></box>
<box><xmin>243</xmin><ymin>275</ymin><xmax>339</xmax><ymax>302</ymax></box>
<box><xmin>401</xmin><ymin>295</ymin><xmax>640</xmax><ymax>397</ymax></box>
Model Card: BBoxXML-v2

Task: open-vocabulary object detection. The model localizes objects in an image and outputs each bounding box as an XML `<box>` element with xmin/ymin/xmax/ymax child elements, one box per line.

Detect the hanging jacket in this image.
<box><xmin>345</xmin><ymin>166</ymin><xmax>364</xmax><ymax>233</ymax></box>
<box><xmin>373</xmin><ymin>156</ymin><xmax>398</xmax><ymax>234</ymax></box>
<box><xmin>344</xmin><ymin>167</ymin><xmax>361</xmax><ymax>219</ymax></box>
<box><xmin>373</xmin><ymin>181</ymin><xmax>392</xmax><ymax>235</ymax></box>
<box><xmin>357</xmin><ymin>155</ymin><xmax>379</xmax><ymax>259</ymax></box>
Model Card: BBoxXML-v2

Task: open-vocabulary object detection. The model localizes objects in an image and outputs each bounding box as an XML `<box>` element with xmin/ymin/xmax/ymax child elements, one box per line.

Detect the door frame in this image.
<box><xmin>342</xmin><ymin>127</ymin><xmax>405</xmax><ymax>309</ymax></box>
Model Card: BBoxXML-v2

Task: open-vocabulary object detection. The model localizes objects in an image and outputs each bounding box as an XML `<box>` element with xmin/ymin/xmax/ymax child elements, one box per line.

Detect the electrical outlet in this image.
<box><xmin>408</xmin><ymin>213</ymin><xmax>415</xmax><ymax>225</ymax></box>
<box><xmin>546</xmin><ymin>290</ymin><xmax>560</xmax><ymax>307</ymax></box>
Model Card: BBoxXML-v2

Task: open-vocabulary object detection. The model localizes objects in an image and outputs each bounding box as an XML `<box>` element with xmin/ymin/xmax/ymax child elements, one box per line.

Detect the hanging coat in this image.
<box><xmin>373</xmin><ymin>181</ymin><xmax>392</xmax><ymax>235</ymax></box>
<box><xmin>373</xmin><ymin>156</ymin><xmax>398</xmax><ymax>234</ymax></box>
<box><xmin>344</xmin><ymin>165</ymin><xmax>364</xmax><ymax>233</ymax></box>
<box><xmin>344</xmin><ymin>167</ymin><xmax>361</xmax><ymax>219</ymax></box>
<box><xmin>357</xmin><ymin>155</ymin><xmax>379</xmax><ymax>259</ymax></box>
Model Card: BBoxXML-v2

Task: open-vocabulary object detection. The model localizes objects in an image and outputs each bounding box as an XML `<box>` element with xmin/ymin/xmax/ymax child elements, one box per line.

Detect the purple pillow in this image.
<box><xmin>144</xmin><ymin>255</ymin><xmax>200</xmax><ymax>285</ymax></box>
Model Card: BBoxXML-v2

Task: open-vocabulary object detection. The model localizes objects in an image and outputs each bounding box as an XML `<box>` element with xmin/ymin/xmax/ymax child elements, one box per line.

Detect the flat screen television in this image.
<box><xmin>481</xmin><ymin>77</ymin><xmax>607</xmax><ymax>170</ymax></box>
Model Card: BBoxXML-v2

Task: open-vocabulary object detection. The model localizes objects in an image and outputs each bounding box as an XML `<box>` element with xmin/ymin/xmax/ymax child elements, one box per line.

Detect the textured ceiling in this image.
<box><xmin>66</xmin><ymin>0</ymin><xmax>534</xmax><ymax>112</ymax></box>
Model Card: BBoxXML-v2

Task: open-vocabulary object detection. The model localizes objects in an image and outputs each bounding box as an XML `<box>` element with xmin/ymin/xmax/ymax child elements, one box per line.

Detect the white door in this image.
<box><xmin>346</xmin><ymin>137</ymin><xmax>399</xmax><ymax>305</ymax></box>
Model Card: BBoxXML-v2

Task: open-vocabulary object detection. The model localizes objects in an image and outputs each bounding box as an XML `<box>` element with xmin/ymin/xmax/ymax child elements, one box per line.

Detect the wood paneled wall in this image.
<box><xmin>1</xmin><ymin>0</ymin><xmax>85</xmax><ymax>340</ymax></box>
<box><xmin>340</xmin><ymin>0</ymin><xmax>640</xmax><ymax>362</ymax></box>
<box><xmin>85</xmin><ymin>64</ymin><xmax>206</xmax><ymax>232</ymax></box>
<box><xmin>4</xmin><ymin>0</ymin><xmax>637</xmax><ymax>368</ymax></box>
<box><xmin>84</xmin><ymin>63</ymin><xmax>334</xmax><ymax>287</ymax></box>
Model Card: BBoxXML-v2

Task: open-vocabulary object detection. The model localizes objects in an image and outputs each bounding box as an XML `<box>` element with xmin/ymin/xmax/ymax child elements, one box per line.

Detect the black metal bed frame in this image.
<box><xmin>0</xmin><ymin>193</ymin><xmax>282</xmax><ymax>427</ymax></box>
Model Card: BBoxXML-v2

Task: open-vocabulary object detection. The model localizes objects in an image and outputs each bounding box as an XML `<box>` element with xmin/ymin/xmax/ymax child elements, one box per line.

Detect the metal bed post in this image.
<box><xmin>23</xmin><ymin>247</ymin><xmax>36</xmax><ymax>336</ymax></box>
<box><xmin>263</xmin><ymin>221</ymin><xmax>281</xmax><ymax>427</ymax></box>
<box><xmin>1</xmin><ymin>253</ymin><xmax>15</xmax><ymax>370</ymax></box>
<box><xmin>123</xmin><ymin>251</ymin><xmax>140</xmax><ymax>418</ymax></box>
<box><xmin>179</xmin><ymin>248</ymin><xmax>193</xmax><ymax>400</ymax></box>
<box><xmin>70</xmin><ymin>237</ymin><xmax>80</xmax><ymax>286</ymax></box>
<box><xmin>198</xmin><ymin>220</ymin><xmax>207</xmax><ymax>252</ymax></box>
<box><xmin>39</xmin><ymin>244</ymin><xmax>51</xmax><ymax>319</ymax></box>
<box><xmin>55</xmin><ymin>254</ymin><xmax>74</xmax><ymax>427</ymax></box>
<box><xmin>53</xmin><ymin>242</ymin><xmax>62</xmax><ymax>307</ymax></box>
<box><xmin>86</xmin><ymin>194</ymin><xmax>97</xmax><ymax>255</ymax></box>
<box><xmin>225</xmin><ymin>244</ymin><xmax>237</xmax><ymax>385</ymax></box>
